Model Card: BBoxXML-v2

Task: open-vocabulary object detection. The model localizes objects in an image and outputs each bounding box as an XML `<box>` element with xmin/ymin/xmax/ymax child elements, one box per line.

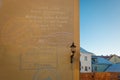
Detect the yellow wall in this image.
<box><xmin>74</xmin><ymin>0</ymin><xmax>80</xmax><ymax>80</ymax></box>
<box><xmin>0</xmin><ymin>0</ymin><xmax>80</xmax><ymax>80</ymax></box>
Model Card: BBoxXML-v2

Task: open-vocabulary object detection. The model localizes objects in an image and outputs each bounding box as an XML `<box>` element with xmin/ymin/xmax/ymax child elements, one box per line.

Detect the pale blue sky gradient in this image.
<box><xmin>80</xmin><ymin>0</ymin><xmax>120</xmax><ymax>56</ymax></box>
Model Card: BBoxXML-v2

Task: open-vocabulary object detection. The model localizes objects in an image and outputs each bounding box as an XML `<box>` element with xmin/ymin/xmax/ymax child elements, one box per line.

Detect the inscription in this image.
<box><xmin>44</xmin><ymin>77</ymin><xmax>52</xmax><ymax>80</ymax></box>
<box><xmin>38</xmin><ymin>32</ymin><xmax>73</xmax><ymax>46</ymax></box>
<box><xmin>33</xmin><ymin>70</ymin><xmax>60</xmax><ymax>80</ymax></box>
<box><xmin>20</xmin><ymin>47</ymin><xmax>57</xmax><ymax>70</ymax></box>
<box><xmin>0</xmin><ymin>0</ymin><xmax>75</xmax><ymax>80</ymax></box>
<box><xmin>25</xmin><ymin>6</ymin><xmax>73</xmax><ymax>31</ymax></box>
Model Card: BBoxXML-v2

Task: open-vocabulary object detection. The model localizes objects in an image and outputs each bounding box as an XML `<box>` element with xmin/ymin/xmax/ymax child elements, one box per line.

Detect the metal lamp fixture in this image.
<box><xmin>70</xmin><ymin>42</ymin><xmax>76</xmax><ymax>63</ymax></box>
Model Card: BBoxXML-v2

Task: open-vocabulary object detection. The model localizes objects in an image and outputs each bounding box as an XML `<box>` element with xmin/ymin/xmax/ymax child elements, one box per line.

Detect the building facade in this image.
<box><xmin>109</xmin><ymin>55</ymin><xmax>120</xmax><ymax>64</ymax></box>
<box><xmin>80</xmin><ymin>48</ymin><xmax>92</xmax><ymax>73</ymax></box>
<box><xmin>92</xmin><ymin>56</ymin><xmax>112</xmax><ymax>72</ymax></box>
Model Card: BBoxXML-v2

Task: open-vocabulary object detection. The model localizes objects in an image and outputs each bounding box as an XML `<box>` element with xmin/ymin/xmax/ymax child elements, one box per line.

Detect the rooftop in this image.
<box><xmin>92</xmin><ymin>56</ymin><xmax>113</xmax><ymax>65</ymax></box>
<box><xmin>80</xmin><ymin>47</ymin><xmax>94</xmax><ymax>55</ymax></box>
<box><xmin>105</xmin><ymin>63</ymin><xmax>120</xmax><ymax>72</ymax></box>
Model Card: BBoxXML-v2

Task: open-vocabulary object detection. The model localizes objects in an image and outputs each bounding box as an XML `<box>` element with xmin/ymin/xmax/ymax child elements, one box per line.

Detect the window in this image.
<box><xmin>85</xmin><ymin>66</ymin><xmax>88</xmax><ymax>71</ymax></box>
<box><xmin>94</xmin><ymin>66</ymin><xmax>97</xmax><ymax>71</ymax></box>
<box><xmin>92</xmin><ymin>58</ymin><xmax>97</xmax><ymax>63</ymax></box>
<box><xmin>81</xmin><ymin>66</ymin><xmax>83</xmax><ymax>71</ymax></box>
<box><xmin>89</xmin><ymin>67</ymin><xmax>90</xmax><ymax>69</ymax></box>
<box><xmin>82</xmin><ymin>66</ymin><xmax>83</xmax><ymax>69</ymax></box>
<box><xmin>84</xmin><ymin>56</ymin><xmax>87</xmax><ymax>61</ymax></box>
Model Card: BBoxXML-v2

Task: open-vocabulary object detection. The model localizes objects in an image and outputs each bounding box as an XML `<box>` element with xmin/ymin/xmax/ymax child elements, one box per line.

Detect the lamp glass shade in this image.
<box><xmin>70</xmin><ymin>42</ymin><xmax>76</xmax><ymax>53</ymax></box>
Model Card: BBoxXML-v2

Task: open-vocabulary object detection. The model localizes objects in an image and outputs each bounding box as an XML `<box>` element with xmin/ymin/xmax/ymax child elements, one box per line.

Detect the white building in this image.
<box><xmin>80</xmin><ymin>48</ymin><xmax>93</xmax><ymax>73</ymax></box>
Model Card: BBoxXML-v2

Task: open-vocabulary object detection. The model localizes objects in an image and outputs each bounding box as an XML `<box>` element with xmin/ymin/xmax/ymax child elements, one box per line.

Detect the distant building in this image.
<box><xmin>92</xmin><ymin>56</ymin><xmax>113</xmax><ymax>72</ymax></box>
<box><xmin>80</xmin><ymin>48</ymin><xmax>93</xmax><ymax>73</ymax></box>
<box><xmin>97</xmin><ymin>55</ymin><xmax>111</xmax><ymax>60</ymax></box>
<box><xmin>109</xmin><ymin>55</ymin><xmax>120</xmax><ymax>64</ymax></box>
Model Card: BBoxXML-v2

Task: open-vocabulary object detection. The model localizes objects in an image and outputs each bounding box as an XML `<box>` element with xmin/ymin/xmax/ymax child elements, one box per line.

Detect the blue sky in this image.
<box><xmin>80</xmin><ymin>0</ymin><xmax>120</xmax><ymax>56</ymax></box>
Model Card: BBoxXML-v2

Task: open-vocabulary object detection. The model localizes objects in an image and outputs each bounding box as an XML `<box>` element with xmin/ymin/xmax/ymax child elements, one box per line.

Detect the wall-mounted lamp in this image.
<box><xmin>70</xmin><ymin>42</ymin><xmax>76</xmax><ymax>63</ymax></box>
